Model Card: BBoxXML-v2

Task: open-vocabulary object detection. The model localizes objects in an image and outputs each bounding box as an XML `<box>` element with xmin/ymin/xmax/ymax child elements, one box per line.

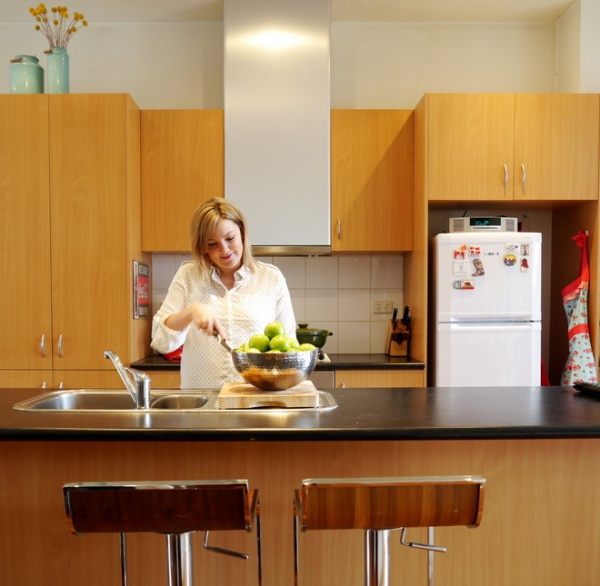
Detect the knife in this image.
<box><xmin>401</xmin><ymin>306</ymin><xmax>410</xmax><ymax>326</ymax></box>
<box><xmin>392</xmin><ymin>307</ymin><xmax>398</xmax><ymax>329</ymax></box>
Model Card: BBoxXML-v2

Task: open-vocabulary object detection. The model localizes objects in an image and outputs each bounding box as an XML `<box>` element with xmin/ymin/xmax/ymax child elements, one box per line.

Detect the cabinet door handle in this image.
<box><xmin>57</xmin><ymin>334</ymin><xmax>63</xmax><ymax>358</ymax></box>
<box><xmin>337</xmin><ymin>218</ymin><xmax>342</xmax><ymax>240</ymax></box>
<box><xmin>40</xmin><ymin>334</ymin><xmax>46</xmax><ymax>358</ymax></box>
<box><xmin>521</xmin><ymin>163</ymin><xmax>527</xmax><ymax>189</ymax></box>
<box><xmin>503</xmin><ymin>164</ymin><xmax>509</xmax><ymax>187</ymax></box>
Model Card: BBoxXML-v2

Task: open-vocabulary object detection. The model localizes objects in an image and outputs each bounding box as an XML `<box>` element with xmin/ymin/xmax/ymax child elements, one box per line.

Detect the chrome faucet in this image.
<box><xmin>104</xmin><ymin>350</ymin><xmax>151</xmax><ymax>409</ymax></box>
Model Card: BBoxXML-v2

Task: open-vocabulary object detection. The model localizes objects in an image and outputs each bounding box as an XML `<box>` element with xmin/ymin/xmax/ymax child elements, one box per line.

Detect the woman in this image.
<box><xmin>151</xmin><ymin>198</ymin><xmax>297</xmax><ymax>389</ymax></box>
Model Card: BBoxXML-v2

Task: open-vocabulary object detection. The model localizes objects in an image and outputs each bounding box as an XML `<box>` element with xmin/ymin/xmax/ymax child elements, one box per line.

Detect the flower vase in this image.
<box><xmin>46</xmin><ymin>47</ymin><xmax>69</xmax><ymax>94</ymax></box>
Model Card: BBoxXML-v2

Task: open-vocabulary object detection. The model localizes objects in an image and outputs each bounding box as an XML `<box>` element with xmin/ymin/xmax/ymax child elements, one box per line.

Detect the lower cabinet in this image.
<box><xmin>335</xmin><ymin>370</ymin><xmax>425</xmax><ymax>388</ymax></box>
<box><xmin>142</xmin><ymin>371</ymin><xmax>181</xmax><ymax>390</ymax></box>
<box><xmin>0</xmin><ymin>371</ymin><xmax>130</xmax><ymax>390</ymax></box>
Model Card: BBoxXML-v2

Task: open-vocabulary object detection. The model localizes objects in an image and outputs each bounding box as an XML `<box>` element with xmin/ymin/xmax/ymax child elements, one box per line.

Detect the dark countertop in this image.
<box><xmin>131</xmin><ymin>354</ymin><xmax>425</xmax><ymax>372</ymax></box>
<box><xmin>1</xmin><ymin>385</ymin><xmax>600</xmax><ymax>441</ymax></box>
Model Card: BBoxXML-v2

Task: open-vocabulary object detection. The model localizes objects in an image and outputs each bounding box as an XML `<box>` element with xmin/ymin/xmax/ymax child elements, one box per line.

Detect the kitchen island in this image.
<box><xmin>0</xmin><ymin>385</ymin><xmax>599</xmax><ymax>585</ymax></box>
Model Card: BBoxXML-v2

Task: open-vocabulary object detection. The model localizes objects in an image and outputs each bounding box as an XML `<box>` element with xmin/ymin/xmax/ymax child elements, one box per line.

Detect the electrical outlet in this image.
<box><xmin>373</xmin><ymin>300</ymin><xmax>393</xmax><ymax>314</ymax></box>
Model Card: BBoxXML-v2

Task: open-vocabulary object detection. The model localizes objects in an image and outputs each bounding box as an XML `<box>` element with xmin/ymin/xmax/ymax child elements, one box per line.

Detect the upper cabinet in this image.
<box><xmin>141</xmin><ymin>110</ymin><xmax>224</xmax><ymax>252</ymax></box>
<box><xmin>331</xmin><ymin>110</ymin><xmax>414</xmax><ymax>252</ymax></box>
<box><xmin>0</xmin><ymin>94</ymin><xmax>150</xmax><ymax>384</ymax></box>
<box><xmin>416</xmin><ymin>93</ymin><xmax>599</xmax><ymax>202</ymax></box>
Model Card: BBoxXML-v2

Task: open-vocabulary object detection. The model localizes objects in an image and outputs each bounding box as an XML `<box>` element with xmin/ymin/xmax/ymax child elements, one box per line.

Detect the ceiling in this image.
<box><xmin>5</xmin><ymin>0</ymin><xmax>577</xmax><ymax>24</ymax></box>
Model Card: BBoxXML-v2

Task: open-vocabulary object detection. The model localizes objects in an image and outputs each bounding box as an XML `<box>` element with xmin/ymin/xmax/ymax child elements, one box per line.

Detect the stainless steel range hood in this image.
<box><xmin>224</xmin><ymin>0</ymin><xmax>331</xmax><ymax>255</ymax></box>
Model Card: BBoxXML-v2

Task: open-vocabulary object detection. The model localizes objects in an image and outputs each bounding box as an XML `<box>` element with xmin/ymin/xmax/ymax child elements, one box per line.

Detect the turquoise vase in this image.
<box><xmin>9</xmin><ymin>55</ymin><xmax>44</xmax><ymax>94</ymax></box>
<box><xmin>46</xmin><ymin>47</ymin><xmax>69</xmax><ymax>94</ymax></box>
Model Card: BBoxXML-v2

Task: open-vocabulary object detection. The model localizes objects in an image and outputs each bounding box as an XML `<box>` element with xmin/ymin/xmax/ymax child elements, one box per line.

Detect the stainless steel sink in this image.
<box><xmin>13</xmin><ymin>390</ymin><xmax>213</xmax><ymax>412</ymax></box>
<box><xmin>13</xmin><ymin>389</ymin><xmax>337</xmax><ymax>413</ymax></box>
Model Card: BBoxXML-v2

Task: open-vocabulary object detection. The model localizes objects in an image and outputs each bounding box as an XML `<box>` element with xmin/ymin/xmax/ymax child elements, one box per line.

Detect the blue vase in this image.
<box><xmin>46</xmin><ymin>47</ymin><xmax>69</xmax><ymax>94</ymax></box>
<box><xmin>9</xmin><ymin>55</ymin><xmax>44</xmax><ymax>94</ymax></box>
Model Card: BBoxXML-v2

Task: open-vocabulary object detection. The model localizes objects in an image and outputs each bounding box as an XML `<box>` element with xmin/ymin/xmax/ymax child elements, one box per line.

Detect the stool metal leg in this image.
<box><xmin>427</xmin><ymin>527</ymin><xmax>434</xmax><ymax>586</ymax></box>
<box><xmin>365</xmin><ymin>529</ymin><xmax>391</xmax><ymax>586</ymax></box>
<box><xmin>167</xmin><ymin>532</ymin><xmax>193</xmax><ymax>586</ymax></box>
<box><xmin>119</xmin><ymin>533</ymin><xmax>128</xmax><ymax>586</ymax></box>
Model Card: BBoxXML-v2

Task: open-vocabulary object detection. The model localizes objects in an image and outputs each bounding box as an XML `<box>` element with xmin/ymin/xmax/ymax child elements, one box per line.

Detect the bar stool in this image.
<box><xmin>63</xmin><ymin>479</ymin><xmax>261</xmax><ymax>586</ymax></box>
<box><xmin>293</xmin><ymin>475</ymin><xmax>485</xmax><ymax>586</ymax></box>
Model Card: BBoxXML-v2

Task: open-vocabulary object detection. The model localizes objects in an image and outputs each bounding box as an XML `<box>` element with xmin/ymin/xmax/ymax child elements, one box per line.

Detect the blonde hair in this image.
<box><xmin>190</xmin><ymin>198</ymin><xmax>256</xmax><ymax>281</ymax></box>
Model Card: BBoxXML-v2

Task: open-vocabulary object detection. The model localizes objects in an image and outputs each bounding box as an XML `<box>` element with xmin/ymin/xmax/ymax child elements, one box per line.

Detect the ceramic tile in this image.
<box><xmin>305</xmin><ymin>289</ymin><xmax>338</xmax><ymax>323</ymax></box>
<box><xmin>370</xmin><ymin>321</ymin><xmax>390</xmax><ymax>354</ymax></box>
<box><xmin>272</xmin><ymin>257</ymin><xmax>306</xmax><ymax>289</ymax></box>
<box><xmin>339</xmin><ymin>256</ymin><xmax>371</xmax><ymax>288</ymax></box>
<box><xmin>152</xmin><ymin>255</ymin><xmax>177</xmax><ymax>289</ymax></box>
<box><xmin>150</xmin><ymin>253</ymin><xmax>406</xmax><ymax>354</ymax></box>
<box><xmin>175</xmin><ymin>254</ymin><xmax>193</xmax><ymax>268</ymax></box>
<box><xmin>371</xmin><ymin>255</ymin><xmax>403</xmax><ymax>289</ymax></box>
<box><xmin>289</xmin><ymin>290</ymin><xmax>306</xmax><ymax>324</ymax></box>
<box><xmin>306</xmin><ymin>256</ymin><xmax>338</xmax><ymax>289</ymax></box>
<box><xmin>337</xmin><ymin>322</ymin><xmax>371</xmax><ymax>353</ymax></box>
<box><xmin>338</xmin><ymin>289</ymin><xmax>371</xmax><ymax>321</ymax></box>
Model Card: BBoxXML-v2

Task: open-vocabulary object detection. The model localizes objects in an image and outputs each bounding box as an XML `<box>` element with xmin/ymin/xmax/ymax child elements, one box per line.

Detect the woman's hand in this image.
<box><xmin>164</xmin><ymin>303</ymin><xmax>227</xmax><ymax>339</ymax></box>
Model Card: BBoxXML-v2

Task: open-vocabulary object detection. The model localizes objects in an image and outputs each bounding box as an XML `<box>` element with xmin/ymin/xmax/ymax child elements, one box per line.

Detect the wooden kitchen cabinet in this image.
<box><xmin>140</xmin><ymin>110</ymin><xmax>224</xmax><ymax>252</ymax></box>
<box><xmin>417</xmin><ymin>93</ymin><xmax>599</xmax><ymax>202</ymax></box>
<box><xmin>335</xmin><ymin>369</ymin><xmax>424</xmax><ymax>388</ymax></box>
<box><xmin>331</xmin><ymin>110</ymin><xmax>414</xmax><ymax>252</ymax></box>
<box><xmin>514</xmin><ymin>94</ymin><xmax>599</xmax><ymax>200</ymax></box>
<box><xmin>0</xmin><ymin>94</ymin><xmax>150</xmax><ymax>387</ymax></box>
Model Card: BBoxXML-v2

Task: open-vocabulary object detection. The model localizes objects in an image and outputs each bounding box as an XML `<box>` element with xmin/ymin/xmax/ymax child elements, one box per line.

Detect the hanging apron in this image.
<box><xmin>561</xmin><ymin>230</ymin><xmax>597</xmax><ymax>385</ymax></box>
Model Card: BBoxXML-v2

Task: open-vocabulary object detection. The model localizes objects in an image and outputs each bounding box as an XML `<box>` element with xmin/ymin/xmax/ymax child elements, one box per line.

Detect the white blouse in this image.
<box><xmin>151</xmin><ymin>260</ymin><xmax>297</xmax><ymax>389</ymax></box>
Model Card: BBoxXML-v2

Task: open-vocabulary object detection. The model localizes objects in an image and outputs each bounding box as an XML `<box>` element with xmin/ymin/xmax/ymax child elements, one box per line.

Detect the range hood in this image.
<box><xmin>224</xmin><ymin>0</ymin><xmax>331</xmax><ymax>255</ymax></box>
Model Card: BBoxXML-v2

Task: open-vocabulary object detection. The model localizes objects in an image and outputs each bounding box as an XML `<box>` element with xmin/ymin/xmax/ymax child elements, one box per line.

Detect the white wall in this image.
<box><xmin>2</xmin><ymin>20</ymin><xmax>558</xmax><ymax>108</ymax></box>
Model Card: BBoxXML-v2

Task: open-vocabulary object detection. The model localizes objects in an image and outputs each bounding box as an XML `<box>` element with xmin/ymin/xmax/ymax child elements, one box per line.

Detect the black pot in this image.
<box><xmin>296</xmin><ymin>323</ymin><xmax>333</xmax><ymax>349</ymax></box>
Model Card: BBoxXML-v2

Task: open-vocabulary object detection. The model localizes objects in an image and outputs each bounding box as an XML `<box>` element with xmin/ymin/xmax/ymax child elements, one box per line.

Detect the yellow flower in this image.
<box><xmin>28</xmin><ymin>3</ymin><xmax>88</xmax><ymax>49</ymax></box>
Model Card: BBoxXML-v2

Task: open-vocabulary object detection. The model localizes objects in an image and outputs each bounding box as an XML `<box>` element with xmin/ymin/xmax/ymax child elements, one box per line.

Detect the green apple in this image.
<box><xmin>264</xmin><ymin>321</ymin><xmax>286</xmax><ymax>339</ymax></box>
<box><xmin>298</xmin><ymin>343</ymin><xmax>317</xmax><ymax>352</ymax></box>
<box><xmin>269</xmin><ymin>334</ymin><xmax>291</xmax><ymax>352</ymax></box>
<box><xmin>248</xmin><ymin>333</ymin><xmax>270</xmax><ymax>352</ymax></box>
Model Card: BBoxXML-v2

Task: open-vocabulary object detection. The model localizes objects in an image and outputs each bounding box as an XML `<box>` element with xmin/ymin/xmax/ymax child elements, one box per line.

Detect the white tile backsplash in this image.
<box><xmin>151</xmin><ymin>254</ymin><xmax>404</xmax><ymax>354</ymax></box>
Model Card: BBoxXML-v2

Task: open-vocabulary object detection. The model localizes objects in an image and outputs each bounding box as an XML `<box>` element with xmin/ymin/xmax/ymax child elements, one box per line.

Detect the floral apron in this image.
<box><xmin>561</xmin><ymin>231</ymin><xmax>597</xmax><ymax>385</ymax></box>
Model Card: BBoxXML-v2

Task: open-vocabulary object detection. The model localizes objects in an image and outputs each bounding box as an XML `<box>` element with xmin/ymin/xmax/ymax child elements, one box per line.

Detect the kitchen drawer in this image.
<box><xmin>335</xmin><ymin>369</ymin><xmax>424</xmax><ymax>388</ymax></box>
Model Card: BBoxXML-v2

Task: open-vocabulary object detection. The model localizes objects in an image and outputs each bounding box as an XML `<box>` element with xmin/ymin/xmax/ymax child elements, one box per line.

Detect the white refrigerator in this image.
<box><xmin>432</xmin><ymin>231</ymin><xmax>542</xmax><ymax>387</ymax></box>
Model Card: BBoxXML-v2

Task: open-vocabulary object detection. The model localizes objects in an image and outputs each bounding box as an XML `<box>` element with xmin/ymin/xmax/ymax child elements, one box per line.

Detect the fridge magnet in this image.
<box><xmin>472</xmin><ymin>258</ymin><xmax>485</xmax><ymax>276</ymax></box>
<box><xmin>453</xmin><ymin>279</ymin><xmax>475</xmax><ymax>290</ymax></box>
<box><xmin>468</xmin><ymin>246</ymin><xmax>481</xmax><ymax>256</ymax></box>
<box><xmin>504</xmin><ymin>253</ymin><xmax>517</xmax><ymax>266</ymax></box>
<box><xmin>453</xmin><ymin>259</ymin><xmax>470</xmax><ymax>277</ymax></box>
<box><xmin>520</xmin><ymin>258</ymin><xmax>530</xmax><ymax>272</ymax></box>
<box><xmin>506</xmin><ymin>243</ymin><xmax>519</xmax><ymax>254</ymax></box>
<box><xmin>453</xmin><ymin>245</ymin><xmax>467</xmax><ymax>259</ymax></box>
<box><xmin>520</xmin><ymin>244</ymin><xmax>530</xmax><ymax>256</ymax></box>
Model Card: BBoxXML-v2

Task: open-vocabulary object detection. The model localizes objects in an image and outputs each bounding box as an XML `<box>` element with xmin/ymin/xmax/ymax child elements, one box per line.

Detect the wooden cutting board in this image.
<box><xmin>217</xmin><ymin>380</ymin><xmax>319</xmax><ymax>409</ymax></box>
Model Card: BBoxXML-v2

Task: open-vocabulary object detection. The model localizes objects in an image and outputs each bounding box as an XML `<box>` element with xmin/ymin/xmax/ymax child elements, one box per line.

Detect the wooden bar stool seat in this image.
<box><xmin>63</xmin><ymin>479</ymin><xmax>261</xmax><ymax>586</ymax></box>
<box><xmin>294</xmin><ymin>475</ymin><xmax>485</xmax><ymax>586</ymax></box>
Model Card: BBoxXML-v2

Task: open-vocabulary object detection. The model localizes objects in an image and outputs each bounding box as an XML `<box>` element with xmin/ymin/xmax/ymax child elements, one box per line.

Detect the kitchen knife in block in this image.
<box><xmin>385</xmin><ymin>318</ymin><xmax>411</xmax><ymax>357</ymax></box>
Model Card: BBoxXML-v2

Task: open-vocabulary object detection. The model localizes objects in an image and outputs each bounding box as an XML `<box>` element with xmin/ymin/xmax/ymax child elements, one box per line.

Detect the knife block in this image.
<box><xmin>385</xmin><ymin>319</ymin><xmax>411</xmax><ymax>357</ymax></box>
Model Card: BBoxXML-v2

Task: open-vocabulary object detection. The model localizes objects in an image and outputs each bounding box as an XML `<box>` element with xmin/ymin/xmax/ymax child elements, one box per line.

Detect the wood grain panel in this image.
<box><xmin>141</xmin><ymin>110</ymin><xmax>224</xmax><ymax>252</ymax></box>
<box><xmin>0</xmin><ymin>95</ymin><xmax>52</xmax><ymax>370</ymax></box>
<box><xmin>331</xmin><ymin>110</ymin><xmax>414</xmax><ymax>252</ymax></box>
<box><xmin>335</xmin><ymin>369</ymin><xmax>424</xmax><ymax>388</ymax></box>
<box><xmin>0</xmin><ymin>438</ymin><xmax>598</xmax><ymax>585</ymax></box>
<box><xmin>515</xmin><ymin>94</ymin><xmax>599</xmax><ymax>200</ymax></box>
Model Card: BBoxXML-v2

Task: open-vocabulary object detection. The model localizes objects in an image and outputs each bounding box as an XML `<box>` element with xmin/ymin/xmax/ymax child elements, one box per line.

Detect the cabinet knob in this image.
<box><xmin>521</xmin><ymin>163</ymin><xmax>527</xmax><ymax>190</ymax></box>
<box><xmin>57</xmin><ymin>334</ymin><xmax>63</xmax><ymax>358</ymax></box>
<box><xmin>337</xmin><ymin>218</ymin><xmax>342</xmax><ymax>240</ymax></box>
<box><xmin>503</xmin><ymin>164</ymin><xmax>509</xmax><ymax>188</ymax></box>
<box><xmin>39</xmin><ymin>334</ymin><xmax>46</xmax><ymax>358</ymax></box>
